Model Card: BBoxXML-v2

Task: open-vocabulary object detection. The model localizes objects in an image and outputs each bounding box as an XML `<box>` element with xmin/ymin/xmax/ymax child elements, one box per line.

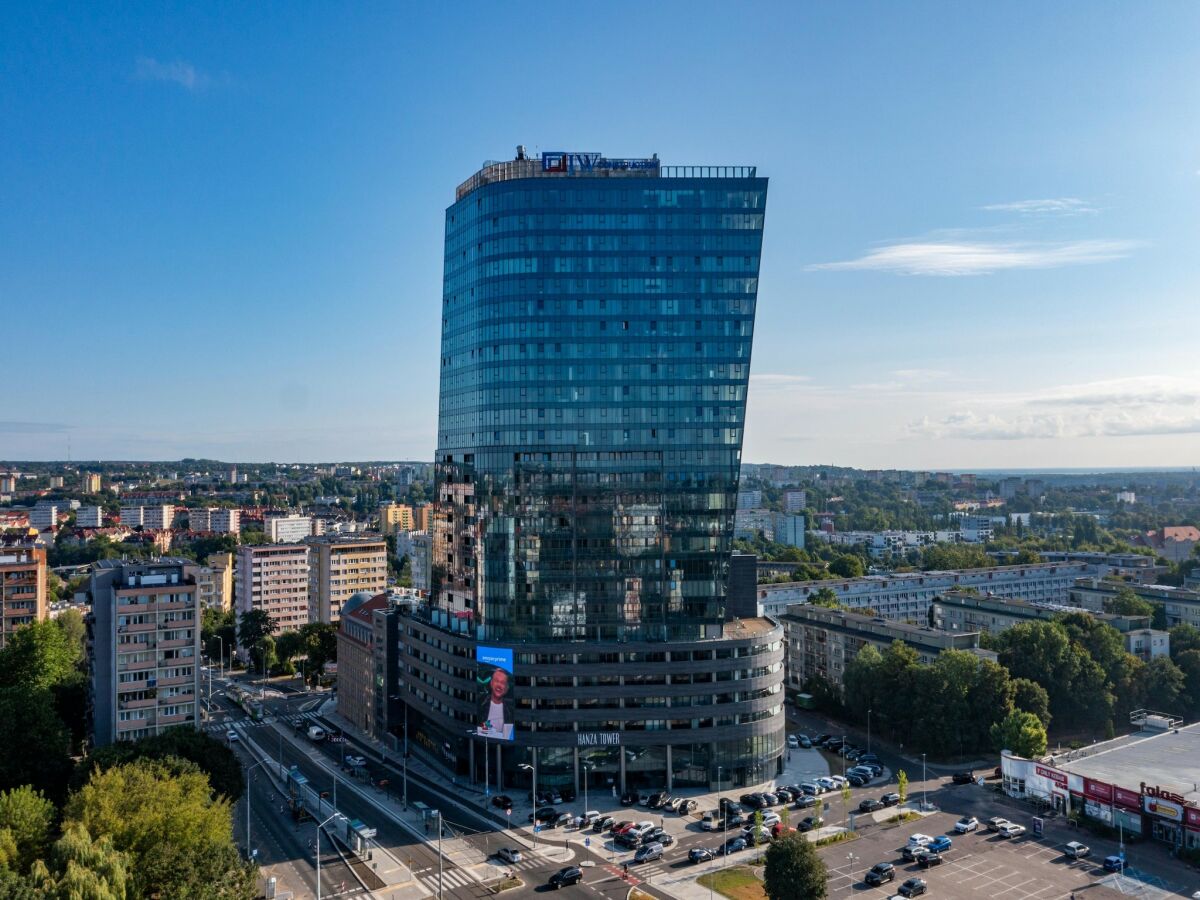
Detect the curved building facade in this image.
<box><xmin>402</xmin><ymin>148</ymin><xmax>782</xmax><ymax>793</ymax></box>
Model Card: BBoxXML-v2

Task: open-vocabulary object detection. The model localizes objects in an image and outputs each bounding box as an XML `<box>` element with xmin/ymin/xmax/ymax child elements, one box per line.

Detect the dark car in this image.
<box><xmin>917</xmin><ymin>850</ymin><xmax>943</xmax><ymax>868</ymax></box>
<box><xmin>678</xmin><ymin>799</ymin><xmax>698</xmax><ymax>814</ymax></box>
<box><xmin>797</xmin><ymin>816</ymin><xmax>822</xmax><ymax>832</ymax></box>
<box><xmin>593</xmin><ymin>816</ymin><xmax>614</xmax><ymax>832</ymax></box>
<box><xmin>719</xmin><ymin>798</ymin><xmax>742</xmax><ymax>815</ymax></box>
<box><xmin>659</xmin><ymin>833</ymin><xmax>676</xmax><ymax>847</ymax></box>
<box><xmin>533</xmin><ymin>806</ymin><xmax>558</xmax><ymax>823</ymax></box>
<box><xmin>774</xmin><ymin>788</ymin><xmax>794</xmax><ymax>803</ymax></box>
<box><xmin>740</xmin><ymin>793</ymin><xmax>764</xmax><ymax>809</ymax></box>
<box><xmin>721</xmin><ymin>837</ymin><xmax>748</xmax><ymax>855</ymax></box>
<box><xmin>864</xmin><ymin>863</ymin><xmax>895</xmax><ymax>886</ymax></box>
<box><xmin>727</xmin><ymin>813</ymin><xmax>747</xmax><ymax>828</ymax></box>
<box><xmin>620</xmin><ymin>791</ymin><xmax>639</xmax><ymax>806</ymax></box>
<box><xmin>647</xmin><ymin>792</ymin><xmax>667</xmax><ymax>809</ymax></box>
<box><xmin>814</xmin><ymin>733</ymin><xmax>831</xmax><ymax>745</ymax></box>
<box><xmin>560</xmin><ymin>787</ymin><xmax>577</xmax><ymax>803</ymax></box>
<box><xmin>951</xmin><ymin>772</ymin><xmax>974</xmax><ymax>785</ymax></box>
<box><xmin>848</xmin><ymin>774</ymin><xmax>868</xmax><ymax>787</ymax></box>
<box><xmin>794</xmin><ymin>795</ymin><xmax>818</xmax><ymax>810</ymax></box>
<box><xmin>549</xmin><ymin>867</ymin><xmax>583</xmax><ymax>889</ymax></box>
<box><xmin>643</xmin><ymin>827</ymin><xmax>665</xmax><ymax>844</ymax></box>
<box><xmin>492</xmin><ymin>794</ymin><xmax>513</xmax><ymax>810</ymax></box>
<box><xmin>689</xmin><ymin>847</ymin><xmax>715</xmax><ymax>864</ymax></box>
<box><xmin>554</xmin><ymin>812</ymin><xmax>574</xmax><ymax>828</ymax></box>
<box><xmin>880</xmin><ymin>793</ymin><xmax>901</xmax><ymax>807</ymax></box>
<box><xmin>1103</xmin><ymin>855</ymin><xmax>1128</xmax><ymax>872</ymax></box>
<box><xmin>761</xmin><ymin>792</ymin><xmax>780</xmax><ymax>806</ymax></box>
<box><xmin>859</xmin><ymin>798</ymin><xmax>884</xmax><ymax>813</ymax></box>
<box><xmin>899</xmin><ymin>877</ymin><xmax>928</xmax><ymax>897</ymax></box>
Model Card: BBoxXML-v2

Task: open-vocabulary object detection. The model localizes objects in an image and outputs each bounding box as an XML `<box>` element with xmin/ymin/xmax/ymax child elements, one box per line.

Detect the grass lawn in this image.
<box><xmin>696</xmin><ymin>866</ymin><xmax>766</xmax><ymax>900</ymax></box>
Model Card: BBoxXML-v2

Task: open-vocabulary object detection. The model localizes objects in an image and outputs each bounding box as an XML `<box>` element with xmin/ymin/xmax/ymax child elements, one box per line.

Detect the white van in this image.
<box><xmin>307</xmin><ymin>725</ymin><xmax>326</xmax><ymax>741</ymax></box>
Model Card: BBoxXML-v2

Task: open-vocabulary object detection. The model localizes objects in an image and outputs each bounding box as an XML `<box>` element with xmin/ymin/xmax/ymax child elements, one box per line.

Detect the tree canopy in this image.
<box><xmin>763</xmin><ymin>830</ymin><xmax>827</xmax><ymax>900</ymax></box>
<box><xmin>991</xmin><ymin>709</ymin><xmax>1048</xmax><ymax>758</ymax></box>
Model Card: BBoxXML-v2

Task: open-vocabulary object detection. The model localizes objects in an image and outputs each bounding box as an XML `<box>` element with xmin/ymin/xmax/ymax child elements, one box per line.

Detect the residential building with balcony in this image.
<box><xmin>235</xmin><ymin>544</ymin><xmax>310</xmax><ymax>633</ymax></box>
<box><xmin>89</xmin><ymin>558</ymin><xmax>201</xmax><ymax>746</ymax></box>
<box><xmin>378</xmin><ymin>503</ymin><xmax>415</xmax><ymax>535</ymax></box>
<box><xmin>194</xmin><ymin>552</ymin><xmax>233</xmax><ymax>612</ymax></box>
<box><xmin>75</xmin><ymin>505</ymin><xmax>104</xmax><ymax>528</ymax></box>
<box><xmin>188</xmin><ymin>507</ymin><xmax>241</xmax><ymax>535</ymax></box>
<box><xmin>1069</xmin><ymin>577</ymin><xmax>1200</xmax><ymax>630</ymax></box>
<box><xmin>0</xmin><ymin>538</ymin><xmax>47</xmax><ymax>648</ymax></box>
<box><xmin>307</xmin><ymin>534</ymin><xmax>388</xmax><ymax>625</ymax></box>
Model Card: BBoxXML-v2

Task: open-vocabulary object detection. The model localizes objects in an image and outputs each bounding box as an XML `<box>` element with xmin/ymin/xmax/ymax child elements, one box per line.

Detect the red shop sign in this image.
<box><xmin>1114</xmin><ymin>786</ymin><xmax>1141</xmax><ymax>811</ymax></box>
<box><xmin>1186</xmin><ymin>807</ymin><xmax>1200</xmax><ymax>829</ymax></box>
<box><xmin>1084</xmin><ymin>778</ymin><xmax>1113</xmax><ymax>803</ymax></box>
<box><xmin>1037</xmin><ymin>765</ymin><xmax>1068</xmax><ymax>788</ymax></box>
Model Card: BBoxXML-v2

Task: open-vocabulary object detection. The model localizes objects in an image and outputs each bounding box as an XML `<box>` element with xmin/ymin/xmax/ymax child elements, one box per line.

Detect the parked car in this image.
<box><xmin>906</xmin><ymin>833</ymin><xmax>934</xmax><ymax>848</ymax></box>
<box><xmin>533</xmin><ymin>806</ymin><xmax>558</xmax><ymax>823</ymax></box>
<box><xmin>998</xmin><ymin>823</ymin><xmax>1026</xmax><ymax>838</ymax></box>
<box><xmin>646</xmin><ymin>792</ymin><xmax>666</xmax><ymax>809</ymax></box>
<box><xmin>848</xmin><ymin>774</ymin><xmax>868</xmax><ymax>788</ymax></box>
<box><xmin>880</xmin><ymin>793</ymin><xmax>901</xmax><ymax>807</ymax></box>
<box><xmin>702</xmin><ymin>813</ymin><xmax>720</xmax><ymax>831</ymax></box>
<box><xmin>721</xmin><ymin>837</ymin><xmax>748</xmax><ymax>855</ymax></box>
<box><xmin>727</xmin><ymin>813</ymin><xmax>747</xmax><ymax>828</ymax></box>
<box><xmin>864</xmin><ymin>862</ymin><xmax>896</xmax><ymax>886</ymax></box>
<box><xmin>859</xmin><ymin>798</ymin><xmax>884</xmax><ymax>813</ymax></box>
<box><xmin>898</xmin><ymin>876</ymin><xmax>928</xmax><ymax>897</ymax></box>
<box><xmin>620</xmin><ymin>791</ymin><xmax>639</xmax><ymax>806</ymax></box>
<box><xmin>954</xmin><ymin>816</ymin><xmax>979</xmax><ymax>833</ymax></box>
<box><xmin>797</xmin><ymin>816</ymin><xmax>822</xmax><ymax>832</ymax></box>
<box><xmin>613</xmin><ymin>821</ymin><xmax>636</xmax><ymax>835</ymax></box>
<box><xmin>593</xmin><ymin>816</ymin><xmax>615</xmax><ymax>832</ymax></box>
<box><xmin>689</xmin><ymin>847</ymin><xmax>715</xmax><ymax>864</ymax></box>
<box><xmin>787</xmin><ymin>735</ymin><xmax>800</xmax><ymax>749</ymax></box>
<box><xmin>719</xmin><ymin>797</ymin><xmax>742</xmax><ymax>815</ymax></box>
<box><xmin>497</xmin><ymin>847</ymin><xmax>522</xmax><ymax>864</ymax></box>
<box><xmin>554</xmin><ymin>813</ymin><xmax>574</xmax><ymax>828</ymax></box>
<box><xmin>643</xmin><ymin>826</ymin><xmax>665</xmax><ymax>844</ymax></box>
<box><xmin>743</xmin><ymin>825</ymin><xmax>772</xmax><ymax>845</ymax></box>
<box><xmin>1103</xmin><ymin>855</ymin><xmax>1128</xmax><ymax>872</ymax></box>
<box><xmin>901</xmin><ymin>845</ymin><xmax>926</xmax><ymax>862</ymax></box>
<box><xmin>985</xmin><ymin>817</ymin><xmax>1010</xmax><ymax>832</ymax></box>
<box><xmin>771</xmin><ymin>822</ymin><xmax>790</xmax><ymax>838</ymax></box>
<box><xmin>816</xmin><ymin>777</ymin><xmax>837</xmax><ymax>791</ymax></box>
<box><xmin>560</xmin><ymin>787</ymin><xmax>577</xmax><ymax>803</ymax></box>
<box><xmin>799</xmin><ymin>782</ymin><xmax>823</xmax><ymax>796</ymax></box>
<box><xmin>928</xmin><ymin>835</ymin><xmax>952</xmax><ymax>853</ymax></box>
<box><xmin>492</xmin><ymin>795</ymin><xmax>513</xmax><ymax>810</ymax></box>
<box><xmin>794</xmin><ymin>795</ymin><xmax>818</xmax><ymax>810</ymax></box>
<box><xmin>773</xmin><ymin>788</ymin><xmax>794</xmax><ymax>803</ymax></box>
<box><xmin>580</xmin><ymin>810</ymin><xmax>601</xmax><ymax>825</ymax></box>
<box><xmin>548</xmin><ymin>867</ymin><xmax>582</xmax><ymax>889</ymax></box>
<box><xmin>951</xmin><ymin>771</ymin><xmax>974</xmax><ymax>785</ymax></box>
<box><xmin>659</xmin><ymin>833</ymin><xmax>676</xmax><ymax>847</ymax></box>
<box><xmin>634</xmin><ymin>843</ymin><xmax>664</xmax><ymax>863</ymax></box>
<box><xmin>798</xmin><ymin>735</ymin><xmax>812</xmax><ymax>748</ymax></box>
<box><xmin>916</xmin><ymin>850</ymin><xmax>943</xmax><ymax>868</ymax></box>
<box><xmin>760</xmin><ymin>811</ymin><xmax>781</xmax><ymax>827</ymax></box>
<box><xmin>762</xmin><ymin>792</ymin><xmax>781</xmax><ymax>806</ymax></box>
<box><xmin>225</xmin><ymin>730</ymin><xmax>240</xmax><ymax>743</ymax></box>
<box><xmin>678</xmin><ymin>799</ymin><xmax>698</xmax><ymax>814</ymax></box>
<box><xmin>1064</xmin><ymin>841</ymin><xmax>1090</xmax><ymax>859</ymax></box>
<box><xmin>828</xmin><ymin>775</ymin><xmax>848</xmax><ymax>788</ymax></box>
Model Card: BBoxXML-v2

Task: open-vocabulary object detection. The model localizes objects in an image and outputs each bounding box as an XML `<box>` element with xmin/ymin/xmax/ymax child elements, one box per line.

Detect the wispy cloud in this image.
<box><xmin>807</xmin><ymin>238</ymin><xmax>1141</xmax><ymax>276</ymax></box>
<box><xmin>982</xmin><ymin>198</ymin><xmax>1098</xmax><ymax>216</ymax></box>
<box><xmin>750</xmin><ymin>373</ymin><xmax>814</xmax><ymax>389</ymax></box>
<box><xmin>0</xmin><ymin>421</ymin><xmax>71</xmax><ymax>435</ymax></box>
<box><xmin>135</xmin><ymin>57</ymin><xmax>211</xmax><ymax>91</ymax></box>
<box><xmin>907</xmin><ymin>375</ymin><xmax>1200</xmax><ymax>440</ymax></box>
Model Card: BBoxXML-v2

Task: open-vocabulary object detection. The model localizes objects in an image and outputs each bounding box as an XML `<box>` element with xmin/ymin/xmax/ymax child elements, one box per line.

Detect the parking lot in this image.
<box><xmin>821</xmin><ymin>809</ymin><xmax>1147</xmax><ymax>900</ymax></box>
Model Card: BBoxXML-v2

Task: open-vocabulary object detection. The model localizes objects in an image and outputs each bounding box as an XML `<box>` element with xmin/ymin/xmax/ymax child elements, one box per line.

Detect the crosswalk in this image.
<box><xmin>200</xmin><ymin>711</ymin><xmax>323</xmax><ymax>737</ymax></box>
<box><xmin>413</xmin><ymin>865</ymin><xmax>474</xmax><ymax>892</ymax></box>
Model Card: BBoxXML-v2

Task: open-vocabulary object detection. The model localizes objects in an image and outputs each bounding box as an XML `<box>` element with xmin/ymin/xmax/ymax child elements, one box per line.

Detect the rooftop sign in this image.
<box><xmin>542</xmin><ymin>152</ymin><xmax>660</xmax><ymax>174</ymax></box>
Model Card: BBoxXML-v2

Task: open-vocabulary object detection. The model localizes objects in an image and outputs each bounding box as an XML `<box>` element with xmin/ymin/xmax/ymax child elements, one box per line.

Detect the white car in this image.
<box><xmin>1064</xmin><ymin>841</ymin><xmax>1090</xmax><ymax>859</ymax></box>
<box><xmin>344</xmin><ymin>755</ymin><xmax>367</xmax><ymax>768</ymax></box>
<box><xmin>954</xmin><ymin>816</ymin><xmax>979</xmax><ymax>833</ymax></box>
<box><xmin>497</xmin><ymin>847</ymin><xmax>522</xmax><ymax>864</ymax></box>
<box><xmin>906</xmin><ymin>833</ymin><xmax>934</xmax><ymax>848</ymax></box>
<box><xmin>998</xmin><ymin>823</ymin><xmax>1026</xmax><ymax>838</ymax></box>
<box><xmin>816</xmin><ymin>777</ymin><xmax>838</xmax><ymax>791</ymax></box>
<box><xmin>702</xmin><ymin>813</ymin><xmax>720</xmax><ymax>832</ymax></box>
<box><xmin>225</xmin><ymin>730</ymin><xmax>240</xmax><ymax>742</ymax></box>
<box><xmin>828</xmin><ymin>775</ymin><xmax>848</xmax><ymax>788</ymax></box>
<box><xmin>760</xmin><ymin>811</ymin><xmax>781</xmax><ymax>827</ymax></box>
<box><xmin>787</xmin><ymin>735</ymin><xmax>800</xmax><ymax>749</ymax></box>
<box><xmin>800</xmin><ymin>781</ymin><xmax>824</xmax><ymax>795</ymax></box>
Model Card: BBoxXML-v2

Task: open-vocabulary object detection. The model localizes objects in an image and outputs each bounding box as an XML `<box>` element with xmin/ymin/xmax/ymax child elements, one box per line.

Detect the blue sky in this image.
<box><xmin>3</xmin><ymin>2</ymin><xmax>1198</xmax><ymax>468</ymax></box>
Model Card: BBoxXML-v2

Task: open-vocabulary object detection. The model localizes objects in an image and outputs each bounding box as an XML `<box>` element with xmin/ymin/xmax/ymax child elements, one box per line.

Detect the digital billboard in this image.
<box><xmin>475</xmin><ymin>646</ymin><xmax>514</xmax><ymax>741</ymax></box>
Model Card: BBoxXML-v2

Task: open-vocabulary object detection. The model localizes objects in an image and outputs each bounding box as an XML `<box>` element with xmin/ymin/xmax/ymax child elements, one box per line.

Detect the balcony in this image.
<box><xmin>118</xmin><ymin>658</ymin><xmax>157</xmax><ymax>672</ymax></box>
<box><xmin>158</xmin><ymin>638</ymin><xmax>192</xmax><ymax>649</ymax></box>
<box><xmin>156</xmin><ymin>600</ymin><xmax>190</xmax><ymax>611</ymax></box>
<box><xmin>120</xmin><ymin>622</ymin><xmax>157</xmax><ymax>633</ymax></box>
<box><xmin>159</xmin><ymin>692</ymin><xmax>195</xmax><ymax>705</ymax></box>
<box><xmin>157</xmin><ymin>675</ymin><xmax>192</xmax><ymax>687</ymax></box>
<box><xmin>118</xmin><ymin>696</ymin><xmax>157</xmax><ymax>710</ymax></box>
<box><xmin>118</xmin><ymin>602</ymin><xmax>156</xmax><ymax>614</ymax></box>
<box><xmin>158</xmin><ymin>712</ymin><xmax>194</xmax><ymax>725</ymax></box>
<box><xmin>117</xmin><ymin>718</ymin><xmax>151</xmax><ymax>732</ymax></box>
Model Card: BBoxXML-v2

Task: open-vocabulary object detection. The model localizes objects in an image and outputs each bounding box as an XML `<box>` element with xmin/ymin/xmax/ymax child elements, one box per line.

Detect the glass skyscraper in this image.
<box><xmin>400</xmin><ymin>149</ymin><xmax>783</xmax><ymax>793</ymax></box>
<box><xmin>437</xmin><ymin>149</ymin><xmax>767</xmax><ymax>643</ymax></box>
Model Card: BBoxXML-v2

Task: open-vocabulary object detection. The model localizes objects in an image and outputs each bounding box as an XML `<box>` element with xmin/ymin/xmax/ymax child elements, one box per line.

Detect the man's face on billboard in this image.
<box><xmin>490</xmin><ymin>667</ymin><xmax>509</xmax><ymax>701</ymax></box>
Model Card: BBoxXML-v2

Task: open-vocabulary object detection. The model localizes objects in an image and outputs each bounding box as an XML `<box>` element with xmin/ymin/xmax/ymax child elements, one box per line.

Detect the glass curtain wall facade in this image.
<box><xmin>437</xmin><ymin>154</ymin><xmax>768</xmax><ymax>644</ymax></box>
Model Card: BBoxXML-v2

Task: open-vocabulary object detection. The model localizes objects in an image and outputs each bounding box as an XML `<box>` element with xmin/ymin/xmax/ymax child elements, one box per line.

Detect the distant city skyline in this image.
<box><xmin>3</xmin><ymin>3</ymin><xmax>1197</xmax><ymax>468</ymax></box>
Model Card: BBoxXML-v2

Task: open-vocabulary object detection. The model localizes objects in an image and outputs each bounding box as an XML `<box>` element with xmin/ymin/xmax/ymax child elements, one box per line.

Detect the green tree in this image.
<box><xmin>763</xmin><ymin>831</ymin><xmax>826</xmax><ymax>900</ymax></box>
<box><xmin>274</xmin><ymin>630</ymin><xmax>306</xmax><ymax>664</ymax></box>
<box><xmin>1011</xmin><ymin>678</ymin><xmax>1052</xmax><ymax>728</ymax></box>
<box><xmin>921</xmin><ymin>544</ymin><xmax>990</xmax><ymax>571</ymax></box>
<box><xmin>26</xmin><ymin>823</ymin><xmax>130</xmax><ymax>899</ymax></box>
<box><xmin>828</xmin><ymin>555</ymin><xmax>864</xmax><ymax>578</ymax></box>
<box><xmin>1170</xmin><ymin>624</ymin><xmax>1200</xmax><ymax>657</ymax></box>
<box><xmin>1103</xmin><ymin>588</ymin><xmax>1155</xmax><ymax>618</ymax></box>
<box><xmin>1174</xmin><ymin>649</ymin><xmax>1200</xmax><ymax>717</ymax></box>
<box><xmin>299</xmin><ymin>622</ymin><xmax>338</xmax><ymax>683</ymax></box>
<box><xmin>990</xmin><ymin>709</ymin><xmax>1047</xmax><ymax>758</ymax></box>
<box><xmin>235</xmin><ymin>609</ymin><xmax>275</xmax><ymax>652</ymax></box>
<box><xmin>0</xmin><ymin>620</ymin><xmax>78</xmax><ymax>691</ymax></box>
<box><xmin>52</xmin><ymin>609</ymin><xmax>88</xmax><ymax>666</ymax></box>
<box><xmin>1142</xmin><ymin>656</ymin><xmax>1186</xmax><ymax>712</ymax></box>
<box><xmin>0</xmin><ymin>688</ymin><xmax>73</xmax><ymax>803</ymax></box>
<box><xmin>808</xmin><ymin>587</ymin><xmax>840</xmax><ymax>609</ymax></box>
<box><xmin>71</xmin><ymin>728</ymin><xmax>245</xmax><ymax>801</ymax></box>
<box><xmin>841</xmin><ymin>644</ymin><xmax>884</xmax><ymax>721</ymax></box>
<box><xmin>64</xmin><ymin>758</ymin><xmax>255</xmax><ymax>899</ymax></box>
<box><xmin>0</xmin><ymin>786</ymin><xmax>55</xmax><ymax>873</ymax></box>
<box><xmin>896</xmin><ymin>770</ymin><xmax>908</xmax><ymax>805</ymax></box>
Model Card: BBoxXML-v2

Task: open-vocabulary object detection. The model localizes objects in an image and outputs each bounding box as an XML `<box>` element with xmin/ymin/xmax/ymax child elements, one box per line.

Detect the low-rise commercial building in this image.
<box><xmin>334</xmin><ymin>591</ymin><xmax>390</xmax><ymax>735</ymax></box>
<box><xmin>88</xmin><ymin>558</ymin><xmax>201</xmax><ymax>746</ymax></box>
<box><xmin>235</xmin><ymin>544</ymin><xmax>310</xmax><ymax>633</ymax></box>
<box><xmin>307</xmin><ymin>534</ymin><xmax>387</xmax><ymax>625</ymax></box>
<box><xmin>782</xmin><ymin>604</ymin><xmax>985</xmax><ymax>693</ymax></box>
<box><xmin>759</xmin><ymin>561</ymin><xmax>1094</xmax><ymax>621</ymax></box>
<box><xmin>1000</xmin><ymin>721</ymin><xmax>1200</xmax><ymax>850</ymax></box>
<box><xmin>0</xmin><ymin>538</ymin><xmax>47</xmax><ymax>648</ymax></box>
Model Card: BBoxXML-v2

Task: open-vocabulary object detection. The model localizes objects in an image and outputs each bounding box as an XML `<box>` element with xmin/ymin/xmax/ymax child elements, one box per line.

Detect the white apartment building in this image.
<box><xmin>29</xmin><ymin>503</ymin><xmax>58</xmax><ymax>530</ymax></box>
<box><xmin>265</xmin><ymin>513</ymin><xmax>313</xmax><ymax>543</ymax></box>
<box><xmin>75</xmin><ymin>505</ymin><xmax>104</xmax><ymax>528</ymax></box>
<box><xmin>188</xmin><ymin>507</ymin><xmax>241</xmax><ymax>535</ymax></box>
<box><xmin>759</xmin><ymin>561</ymin><xmax>1094</xmax><ymax>621</ymax></box>
<box><xmin>235</xmin><ymin>544</ymin><xmax>310</xmax><ymax>633</ymax></box>
<box><xmin>120</xmin><ymin>504</ymin><xmax>175</xmax><ymax>529</ymax></box>
<box><xmin>734</xmin><ymin>507</ymin><xmax>775</xmax><ymax>539</ymax></box>
<box><xmin>784</xmin><ymin>490</ymin><xmax>807</xmax><ymax>513</ymax></box>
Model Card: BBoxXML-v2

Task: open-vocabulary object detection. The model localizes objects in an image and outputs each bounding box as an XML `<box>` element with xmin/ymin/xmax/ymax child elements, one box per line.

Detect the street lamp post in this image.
<box><xmin>243</xmin><ymin>759</ymin><xmax>266</xmax><ymax>860</ymax></box>
<box><xmin>315</xmin><ymin>812</ymin><xmax>339</xmax><ymax>900</ymax></box>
